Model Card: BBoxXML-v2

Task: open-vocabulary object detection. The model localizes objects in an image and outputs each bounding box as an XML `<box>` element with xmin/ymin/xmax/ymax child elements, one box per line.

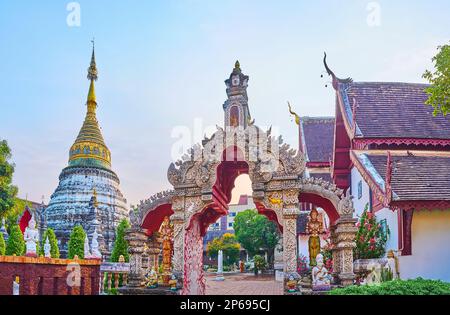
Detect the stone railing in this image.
<box><xmin>99</xmin><ymin>261</ymin><xmax>130</xmax><ymax>294</ymax></box>
<box><xmin>0</xmin><ymin>255</ymin><xmax>101</xmax><ymax>295</ymax></box>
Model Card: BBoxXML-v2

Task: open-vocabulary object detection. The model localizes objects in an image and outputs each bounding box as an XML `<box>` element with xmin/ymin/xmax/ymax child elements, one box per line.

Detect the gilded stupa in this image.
<box><xmin>45</xmin><ymin>45</ymin><xmax>128</xmax><ymax>258</ymax></box>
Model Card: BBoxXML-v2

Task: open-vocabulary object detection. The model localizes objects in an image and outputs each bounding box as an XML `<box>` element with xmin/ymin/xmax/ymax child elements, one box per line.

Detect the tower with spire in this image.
<box><xmin>44</xmin><ymin>43</ymin><xmax>128</xmax><ymax>258</ymax></box>
<box><xmin>223</xmin><ymin>61</ymin><xmax>252</xmax><ymax>128</ymax></box>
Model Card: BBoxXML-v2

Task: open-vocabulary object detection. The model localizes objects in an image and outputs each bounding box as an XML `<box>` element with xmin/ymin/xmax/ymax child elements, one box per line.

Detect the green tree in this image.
<box><xmin>354</xmin><ymin>204</ymin><xmax>389</xmax><ymax>259</ymax></box>
<box><xmin>253</xmin><ymin>254</ymin><xmax>267</xmax><ymax>275</ymax></box>
<box><xmin>5</xmin><ymin>198</ymin><xmax>32</xmax><ymax>234</ymax></box>
<box><xmin>0</xmin><ymin>140</ymin><xmax>18</xmax><ymax>220</ymax></box>
<box><xmin>423</xmin><ymin>44</ymin><xmax>450</xmax><ymax>116</ymax></box>
<box><xmin>234</xmin><ymin>209</ymin><xmax>280</xmax><ymax>266</ymax></box>
<box><xmin>5</xmin><ymin>224</ymin><xmax>25</xmax><ymax>256</ymax></box>
<box><xmin>39</xmin><ymin>228</ymin><xmax>60</xmax><ymax>258</ymax></box>
<box><xmin>110</xmin><ymin>219</ymin><xmax>130</xmax><ymax>262</ymax></box>
<box><xmin>67</xmin><ymin>225</ymin><xmax>86</xmax><ymax>259</ymax></box>
<box><xmin>207</xmin><ymin>233</ymin><xmax>241</xmax><ymax>266</ymax></box>
<box><xmin>0</xmin><ymin>233</ymin><xmax>5</xmax><ymax>255</ymax></box>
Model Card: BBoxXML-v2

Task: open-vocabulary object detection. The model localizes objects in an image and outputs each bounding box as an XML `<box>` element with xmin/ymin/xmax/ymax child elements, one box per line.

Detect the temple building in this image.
<box><xmin>44</xmin><ymin>47</ymin><xmax>128</xmax><ymax>258</ymax></box>
<box><xmin>297</xmin><ymin>55</ymin><xmax>450</xmax><ymax>281</ymax></box>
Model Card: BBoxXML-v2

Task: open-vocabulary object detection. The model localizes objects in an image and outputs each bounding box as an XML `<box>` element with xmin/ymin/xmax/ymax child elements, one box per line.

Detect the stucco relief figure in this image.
<box><xmin>24</xmin><ymin>215</ymin><xmax>39</xmax><ymax>257</ymax></box>
<box><xmin>306</xmin><ymin>208</ymin><xmax>324</xmax><ymax>266</ymax></box>
<box><xmin>312</xmin><ymin>253</ymin><xmax>332</xmax><ymax>288</ymax></box>
<box><xmin>160</xmin><ymin>216</ymin><xmax>174</xmax><ymax>284</ymax></box>
<box><xmin>229</xmin><ymin>106</ymin><xmax>239</xmax><ymax>127</ymax></box>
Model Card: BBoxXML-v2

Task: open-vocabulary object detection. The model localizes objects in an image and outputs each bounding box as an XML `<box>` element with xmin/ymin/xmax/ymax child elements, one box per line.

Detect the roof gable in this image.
<box><xmin>340</xmin><ymin>82</ymin><xmax>450</xmax><ymax>140</ymax></box>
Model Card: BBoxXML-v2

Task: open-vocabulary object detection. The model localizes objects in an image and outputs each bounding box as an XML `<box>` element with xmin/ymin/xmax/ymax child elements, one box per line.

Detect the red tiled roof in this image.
<box><xmin>364</xmin><ymin>153</ymin><xmax>450</xmax><ymax>201</ymax></box>
<box><xmin>301</xmin><ymin>117</ymin><xmax>335</xmax><ymax>163</ymax></box>
<box><xmin>341</xmin><ymin>82</ymin><xmax>450</xmax><ymax>139</ymax></box>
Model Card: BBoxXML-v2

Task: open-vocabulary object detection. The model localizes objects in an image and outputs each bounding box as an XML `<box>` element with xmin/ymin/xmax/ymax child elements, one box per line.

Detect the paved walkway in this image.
<box><xmin>205</xmin><ymin>273</ymin><xmax>283</xmax><ymax>295</ymax></box>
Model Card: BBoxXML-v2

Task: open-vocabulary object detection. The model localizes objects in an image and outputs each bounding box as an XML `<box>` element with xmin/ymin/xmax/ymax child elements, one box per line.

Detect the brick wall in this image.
<box><xmin>0</xmin><ymin>256</ymin><xmax>101</xmax><ymax>295</ymax></box>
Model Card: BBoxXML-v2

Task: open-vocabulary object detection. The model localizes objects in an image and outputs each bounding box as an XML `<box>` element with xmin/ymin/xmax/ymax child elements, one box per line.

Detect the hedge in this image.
<box><xmin>328</xmin><ymin>278</ymin><xmax>450</xmax><ymax>295</ymax></box>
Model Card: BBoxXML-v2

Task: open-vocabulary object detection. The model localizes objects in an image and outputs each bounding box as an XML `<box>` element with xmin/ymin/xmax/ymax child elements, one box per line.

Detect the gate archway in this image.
<box><xmin>125</xmin><ymin>62</ymin><xmax>358</xmax><ymax>294</ymax></box>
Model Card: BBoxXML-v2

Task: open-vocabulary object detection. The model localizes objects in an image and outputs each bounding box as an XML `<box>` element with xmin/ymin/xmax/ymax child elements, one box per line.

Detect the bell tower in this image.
<box><xmin>223</xmin><ymin>61</ymin><xmax>252</xmax><ymax>128</ymax></box>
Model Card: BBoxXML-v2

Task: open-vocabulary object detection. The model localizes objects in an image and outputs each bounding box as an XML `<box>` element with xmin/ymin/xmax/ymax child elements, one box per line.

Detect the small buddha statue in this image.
<box><xmin>83</xmin><ymin>235</ymin><xmax>91</xmax><ymax>259</ymax></box>
<box><xmin>286</xmin><ymin>274</ymin><xmax>298</xmax><ymax>293</ymax></box>
<box><xmin>312</xmin><ymin>254</ymin><xmax>332</xmax><ymax>289</ymax></box>
<box><xmin>44</xmin><ymin>236</ymin><xmax>51</xmax><ymax>258</ymax></box>
<box><xmin>90</xmin><ymin>228</ymin><xmax>102</xmax><ymax>259</ymax></box>
<box><xmin>24</xmin><ymin>215</ymin><xmax>39</xmax><ymax>257</ymax></box>
<box><xmin>146</xmin><ymin>267</ymin><xmax>158</xmax><ymax>288</ymax></box>
<box><xmin>168</xmin><ymin>274</ymin><xmax>178</xmax><ymax>291</ymax></box>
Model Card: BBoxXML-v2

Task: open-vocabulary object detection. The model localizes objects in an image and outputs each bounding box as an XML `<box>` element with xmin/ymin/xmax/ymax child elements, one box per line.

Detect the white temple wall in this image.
<box><xmin>298</xmin><ymin>235</ymin><xmax>309</xmax><ymax>262</ymax></box>
<box><xmin>350</xmin><ymin>166</ymin><xmax>371</xmax><ymax>217</ymax></box>
<box><xmin>399</xmin><ymin>209</ymin><xmax>450</xmax><ymax>282</ymax></box>
<box><xmin>374</xmin><ymin>207</ymin><xmax>399</xmax><ymax>253</ymax></box>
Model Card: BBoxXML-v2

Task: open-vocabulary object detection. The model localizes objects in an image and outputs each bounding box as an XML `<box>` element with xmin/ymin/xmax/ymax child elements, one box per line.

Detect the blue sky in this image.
<box><xmin>0</xmin><ymin>0</ymin><xmax>449</xmax><ymax>206</ymax></box>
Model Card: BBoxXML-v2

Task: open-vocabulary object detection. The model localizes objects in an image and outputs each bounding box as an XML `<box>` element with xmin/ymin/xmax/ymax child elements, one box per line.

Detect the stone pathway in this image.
<box><xmin>205</xmin><ymin>273</ymin><xmax>283</xmax><ymax>295</ymax></box>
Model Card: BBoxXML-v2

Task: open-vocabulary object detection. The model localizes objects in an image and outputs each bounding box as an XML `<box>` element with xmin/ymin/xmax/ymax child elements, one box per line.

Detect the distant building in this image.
<box><xmin>208</xmin><ymin>195</ymin><xmax>255</xmax><ymax>232</ymax></box>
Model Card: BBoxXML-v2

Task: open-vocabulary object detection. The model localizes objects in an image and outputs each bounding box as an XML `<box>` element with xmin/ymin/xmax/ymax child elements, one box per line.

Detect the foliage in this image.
<box><xmin>4</xmin><ymin>198</ymin><xmax>33</xmax><ymax>234</ymax></box>
<box><xmin>297</xmin><ymin>254</ymin><xmax>309</xmax><ymax>275</ymax></box>
<box><xmin>329</xmin><ymin>278</ymin><xmax>450</xmax><ymax>295</ymax></box>
<box><xmin>0</xmin><ymin>140</ymin><xmax>18</xmax><ymax>221</ymax></box>
<box><xmin>206</xmin><ymin>233</ymin><xmax>241</xmax><ymax>266</ymax></box>
<box><xmin>423</xmin><ymin>44</ymin><xmax>450</xmax><ymax>116</ymax></box>
<box><xmin>0</xmin><ymin>233</ymin><xmax>5</xmax><ymax>255</ymax></box>
<box><xmin>111</xmin><ymin>219</ymin><xmax>130</xmax><ymax>262</ymax></box>
<box><xmin>39</xmin><ymin>228</ymin><xmax>60</xmax><ymax>258</ymax></box>
<box><xmin>320</xmin><ymin>229</ymin><xmax>334</xmax><ymax>273</ymax></box>
<box><xmin>253</xmin><ymin>255</ymin><xmax>267</xmax><ymax>274</ymax></box>
<box><xmin>67</xmin><ymin>225</ymin><xmax>86</xmax><ymax>259</ymax></box>
<box><xmin>5</xmin><ymin>225</ymin><xmax>25</xmax><ymax>256</ymax></box>
<box><xmin>234</xmin><ymin>209</ymin><xmax>280</xmax><ymax>264</ymax></box>
<box><xmin>354</xmin><ymin>204</ymin><xmax>388</xmax><ymax>259</ymax></box>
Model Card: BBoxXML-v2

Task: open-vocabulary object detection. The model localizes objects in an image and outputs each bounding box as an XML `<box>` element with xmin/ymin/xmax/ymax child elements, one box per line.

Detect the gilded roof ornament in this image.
<box><xmin>288</xmin><ymin>101</ymin><xmax>300</xmax><ymax>126</ymax></box>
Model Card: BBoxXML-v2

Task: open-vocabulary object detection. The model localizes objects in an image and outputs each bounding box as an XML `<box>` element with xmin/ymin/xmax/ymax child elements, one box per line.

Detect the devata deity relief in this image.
<box><xmin>306</xmin><ymin>208</ymin><xmax>324</xmax><ymax>266</ymax></box>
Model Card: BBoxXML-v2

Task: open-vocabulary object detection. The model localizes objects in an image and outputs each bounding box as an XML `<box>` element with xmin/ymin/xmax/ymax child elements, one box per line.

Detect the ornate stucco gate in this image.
<box><xmin>124</xmin><ymin>62</ymin><xmax>358</xmax><ymax>294</ymax></box>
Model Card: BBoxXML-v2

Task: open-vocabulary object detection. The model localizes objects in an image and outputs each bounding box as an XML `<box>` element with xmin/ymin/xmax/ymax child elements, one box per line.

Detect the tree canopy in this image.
<box><xmin>423</xmin><ymin>44</ymin><xmax>450</xmax><ymax>116</ymax></box>
<box><xmin>68</xmin><ymin>225</ymin><xmax>86</xmax><ymax>259</ymax></box>
<box><xmin>206</xmin><ymin>233</ymin><xmax>240</xmax><ymax>266</ymax></box>
<box><xmin>233</xmin><ymin>209</ymin><xmax>280</xmax><ymax>264</ymax></box>
<box><xmin>0</xmin><ymin>140</ymin><xmax>18</xmax><ymax>220</ymax></box>
<box><xmin>110</xmin><ymin>219</ymin><xmax>130</xmax><ymax>262</ymax></box>
<box><xmin>5</xmin><ymin>224</ymin><xmax>25</xmax><ymax>256</ymax></box>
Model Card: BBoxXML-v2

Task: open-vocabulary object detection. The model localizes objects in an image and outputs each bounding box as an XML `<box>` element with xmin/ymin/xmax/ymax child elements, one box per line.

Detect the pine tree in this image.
<box><xmin>0</xmin><ymin>233</ymin><xmax>5</xmax><ymax>255</ymax></box>
<box><xmin>354</xmin><ymin>204</ymin><xmax>389</xmax><ymax>259</ymax></box>
<box><xmin>68</xmin><ymin>225</ymin><xmax>86</xmax><ymax>259</ymax></box>
<box><xmin>39</xmin><ymin>228</ymin><xmax>60</xmax><ymax>258</ymax></box>
<box><xmin>110</xmin><ymin>219</ymin><xmax>130</xmax><ymax>262</ymax></box>
<box><xmin>5</xmin><ymin>225</ymin><xmax>25</xmax><ymax>256</ymax></box>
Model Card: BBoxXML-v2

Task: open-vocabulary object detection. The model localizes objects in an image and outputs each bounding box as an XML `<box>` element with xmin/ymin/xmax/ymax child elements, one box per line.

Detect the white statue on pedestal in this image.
<box><xmin>312</xmin><ymin>253</ymin><xmax>332</xmax><ymax>286</ymax></box>
<box><xmin>24</xmin><ymin>215</ymin><xmax>39</xmax><ymax>257</ymax></box>
<box><xmin>44</xmin><ymin>236</ymin><xmax>51</xmax><ymax>258</ymax></box>
<box><xmin>84</xmin><ymin>234</ymin><xmax>91</xmax><ymax>259</ymax></box>
<box><xmin>90</xmin><ymin>228</ymin><xmax>102</xmax><ymax>259</ymax></box>
<box><xmin>215</xmin><ymin>250</ymin><xmax>225</xmax><ymax>281</ymax></box>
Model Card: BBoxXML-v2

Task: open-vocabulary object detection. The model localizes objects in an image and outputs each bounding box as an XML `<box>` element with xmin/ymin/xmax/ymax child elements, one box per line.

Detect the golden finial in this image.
<box><xmin>288</xmin><ymin>101</ymin><xmax>300</xmax><ymax>125</ymax></box>
<box><xmin>235</xmin><ymin>60</ymin><xmax>240</xmax><ymax>70</ymax></box>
